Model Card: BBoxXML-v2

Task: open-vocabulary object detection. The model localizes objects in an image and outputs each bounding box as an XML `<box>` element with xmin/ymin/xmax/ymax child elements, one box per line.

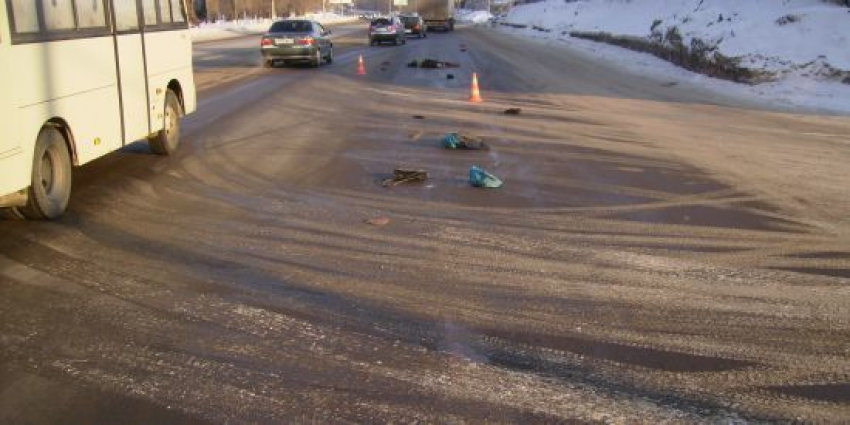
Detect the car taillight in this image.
<box><xmin>296</xmin><ymin>37</ymin><xmax>315</xmax><ymax>45</ymax></box>
<box><xmin>414</xmin><ymin>24</ymin><xmax>420</xmax><ymax>30</ymax></box>
<box><xmin>261</xmin><ymin>38</ymin><xmax>273</xmax><ymax>46</ymax></box>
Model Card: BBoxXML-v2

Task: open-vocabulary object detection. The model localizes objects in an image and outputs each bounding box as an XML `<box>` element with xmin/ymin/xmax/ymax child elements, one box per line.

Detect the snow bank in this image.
<box><xmin>191</xmin><ymin>13</ymin><xmax>357</xmax><ymax>42</ymax></box>
<box><xmin>456</xmin><ymin>9</ymin><xmax>494</xmax><ymax>24</ymax></box>
<box><xmin>506</xmin><ymin>0</ymin><xmax>850</xmax><ymax>79</ymax></box>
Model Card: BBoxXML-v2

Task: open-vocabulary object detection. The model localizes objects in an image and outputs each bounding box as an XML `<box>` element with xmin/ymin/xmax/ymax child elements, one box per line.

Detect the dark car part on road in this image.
<box><xmin>260</xmin><ymin>19</ymin><xmax>333</xmax><ymax>67</ymax></box>
<box><xmin>369</xmin><ymin>17</ymin><xmax>406</xmax><ymax>46</ymax></box>
<box><xmin>504</xmin><ymin>107</ymin><xmax>522</xmax><ymax>115</ymax></box>
<box><xmin>443</xmin><ymin>132</ymin><xmax>489</xmax><ymax>150</ymax></box>
<box><xmin>383</xmin><ymin>169</ymin><xmax>429</xmax><ymax>186</ymax></box>
<box><xmin>407</xmin><ymin>58</ymin><xmax>460</xmax><ymax>68</ymax></box>
<box><xmin>469</xmin><ymin>165</ymin><xmax>503</xmax><ymax>188</ymax></box>
<box><xmin>447</xmin><ymin>74</ymin><xmax>455</xmax><ymax>80</ymax></box>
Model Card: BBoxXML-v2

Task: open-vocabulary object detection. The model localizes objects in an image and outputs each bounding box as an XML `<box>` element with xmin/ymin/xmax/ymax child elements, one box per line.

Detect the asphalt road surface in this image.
<box><xmin>2</xmin><ymin>22</ymin><xmax>850</xmax><ymax>422</ymax></box>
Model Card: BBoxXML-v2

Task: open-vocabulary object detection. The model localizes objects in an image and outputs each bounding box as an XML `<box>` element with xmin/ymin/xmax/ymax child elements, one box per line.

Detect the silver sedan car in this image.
<box><xmin>260</xmin><ymin>20</ymin><xmax>333</xmax><ymax>67</ymax></box>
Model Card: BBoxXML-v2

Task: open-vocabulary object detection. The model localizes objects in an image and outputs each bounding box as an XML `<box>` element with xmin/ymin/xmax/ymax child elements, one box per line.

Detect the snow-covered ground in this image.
<box><xmin>191</xmin><ymin>13</ymin><xmax>358</xmax><ymax>43</ymax></box>
<box><xmin>504</xmin><ymin>0</ymin><xmax>850</xmax><ymax>115</ymax></box>
<box><xmin>456</xmin><ymin>9</ymin><xmax>494</xmax><ymax>24</ymax></box>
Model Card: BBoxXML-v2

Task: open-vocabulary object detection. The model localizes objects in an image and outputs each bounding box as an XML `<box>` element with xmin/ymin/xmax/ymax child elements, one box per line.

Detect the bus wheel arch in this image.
<box><xmin>19</xmin><ymin>124</ymin><xmax>74</xmax><ymax>220</ymax></box>
<box><xmin>46</xmin><ymin>118</ymin><xmax>79</xmax><ymax>166</ymax></box>
<box><xmin>167</xmin><ymin>80</ymin><xmax>185</xmax><ymax>116</ymax></box>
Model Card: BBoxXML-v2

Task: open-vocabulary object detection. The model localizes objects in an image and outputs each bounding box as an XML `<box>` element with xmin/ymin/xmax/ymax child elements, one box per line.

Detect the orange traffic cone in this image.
<box><xmin>469</xmin><ymin>72</ymin><xmax>482</xmax><ymax>103</ymax></box>
<box><xmin>357</xmin><ymin>54</ymin><xmax>366</xmax><ymax>75</ymax></box>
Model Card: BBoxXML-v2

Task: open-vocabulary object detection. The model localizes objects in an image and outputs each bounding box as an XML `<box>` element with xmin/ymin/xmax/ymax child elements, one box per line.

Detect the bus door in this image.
<box><xmin>110</xmin><ymin>0</ymin><xmax>150</xmax><ymax>145</ymax></box>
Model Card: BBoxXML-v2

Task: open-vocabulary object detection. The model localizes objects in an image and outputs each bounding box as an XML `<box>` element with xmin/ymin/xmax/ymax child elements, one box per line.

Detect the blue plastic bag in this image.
<box><xmin>469</xmin><ymin>165</ymin><xmax>502</xmax><ymax>188</ymax></box>
<box><xmin>442</xmin><ymin>132</ymin><xmax>462</xmax><ymax>149</ymax></box>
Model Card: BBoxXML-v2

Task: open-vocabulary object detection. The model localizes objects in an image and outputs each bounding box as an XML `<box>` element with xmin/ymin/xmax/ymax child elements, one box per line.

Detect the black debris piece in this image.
<box><xmin>407</xmin><ymin>59</ymin><xmax>461</xmax><ymax>69</ymax></box>
<box><xmin>503</xmin><ymin>108</ymin><xmax>522</xmax><ymax>115</ymax></box>
<box><xmin>382</xmin><ymin>169</ymin><xmax>429</xmax><ymax>187</ymax></box>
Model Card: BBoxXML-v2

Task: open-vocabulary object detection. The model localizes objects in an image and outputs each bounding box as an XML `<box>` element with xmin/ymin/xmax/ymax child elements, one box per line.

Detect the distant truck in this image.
<box><xmin>404</xmin><ymin>0</ymin><xmax>455</xmax><ymax>31</ymax></box>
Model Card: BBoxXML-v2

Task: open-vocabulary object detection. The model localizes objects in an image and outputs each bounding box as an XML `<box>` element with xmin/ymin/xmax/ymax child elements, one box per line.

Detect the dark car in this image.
<box><xmin>369</xmin><ymin>17</ymin><xmax>406</xmax><ymax>46</ymax></box>
<box><xmin>260</xmin><ymin>20</ymin><xmax>333</xmax><ymax>67</ymax></box>
<box><xmin>400</xmin><ymin>15</ymin><xmax>428</xmax><ymax>38</ymax></box>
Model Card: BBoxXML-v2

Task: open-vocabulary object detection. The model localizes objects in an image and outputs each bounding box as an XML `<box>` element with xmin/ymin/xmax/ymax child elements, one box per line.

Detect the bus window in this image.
<box><xmin>171</xmin><ymin>0</ymin><xmax>186</xmax><ymax>24</ymax></box>
<box><xmin>76</xmin><ymin>1</ymin><xmax>108</xmax><ymax>29</ymax></box>
<box><xmin>40</xmin><ymin>0</ymin><xmax>76</xmax><ymax>31</ymax></box>
<box><xmin>158</xmin><ymin>0</ymin><xmax>172</xmax><ymax>24</ymax></box>
<box><xmin>9</xmin><ymin>0</ymin><xmax>39</xmax><ymax>33</ymax></box>
<box><xmin>141</xmin><ymin>0</ymin><xmax>158</xmax><ymax>27</ymax></box>
<box><xmin>114</xmin><ymin>0</ymin><xmax>140</xmax><ymax>31</ymax></box>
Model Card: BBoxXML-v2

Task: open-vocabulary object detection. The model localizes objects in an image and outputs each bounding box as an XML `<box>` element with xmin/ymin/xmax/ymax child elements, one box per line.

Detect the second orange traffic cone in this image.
<box><xmin>357</xmin><ymin>54</ymin><xmax>366</xmax><ymax>75</ymax></box>
<box><xmin>469</xmin><ymin>72</ymin><xmax>482</xmax><ymax>103</ymax></box>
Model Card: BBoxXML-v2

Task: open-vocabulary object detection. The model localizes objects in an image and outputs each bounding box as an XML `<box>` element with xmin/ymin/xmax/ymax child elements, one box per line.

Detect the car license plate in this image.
<box><xmin>405</xmin><ymin>29</ymin><xmax>412</xmax><ymax>33</ymax></box>
<box><xmin>276</xmin><ymin>38</ymin><xmax>293</xmax><ymax>45</ymax></box>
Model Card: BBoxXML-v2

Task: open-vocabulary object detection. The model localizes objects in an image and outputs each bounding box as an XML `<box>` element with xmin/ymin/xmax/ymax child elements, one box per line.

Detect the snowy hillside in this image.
<box><xmin>502</xmin><ymin>0</ymin><xmax>850</xmax><ymax>114</ymax></box>
<box><xmin>507</xmin><ymin>0</ymin><xmax>849</xmax><ymax>80</ymax></box>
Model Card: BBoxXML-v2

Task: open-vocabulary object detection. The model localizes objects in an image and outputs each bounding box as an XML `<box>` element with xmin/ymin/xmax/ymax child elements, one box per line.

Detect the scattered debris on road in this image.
<box><xmin>365</xmin><ymin>217</ymin><xmax>391</xmax><ymax>226</ymax></box>
<box><xmin>469</xmin><ymin>165</ymin><xmax>503</xmax><ymax>188</ymax></box>
<box><xmin>504</xmin><ymin>108</ymin><xmax>522</xmax><ymax>115</ymax></box>
<box><xmin>407</xmin><ymin>59</ymin><xmax>460</xmax><ymax>69</ymax></box>
<box><xmin>661</xmin><ymin>81</ymin><xmax>678</xmax><ymax>87</ymax></box>
<box><xmin>443</xmin><ymin>132</ymin><xmax>490</xmax><ymax>150</ymax></box>
<box><xmin>383</xmin><ymin>169</ymin><xmax>429</xmax><ymax>187</ymax></box>
<box><xmin>412</xmin><ymin>115</ymin><xmax>425</xmax><ymax>119</ymax></box>
<box><xmin>447</xmin><ymin>74</ymin><xmax>455</xmax><ymax>80</ymax></box>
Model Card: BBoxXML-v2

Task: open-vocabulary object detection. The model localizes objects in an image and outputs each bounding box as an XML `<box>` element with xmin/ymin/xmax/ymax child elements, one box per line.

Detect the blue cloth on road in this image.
<box><xmin>469</xmin><ymin>165</ymin><xmax>502</xmax><ymax>188</ymax></box>
<box><xmin>442</xmin><ymin>132</ymin><xmax>462</xmax><ymax>149</ymax></box>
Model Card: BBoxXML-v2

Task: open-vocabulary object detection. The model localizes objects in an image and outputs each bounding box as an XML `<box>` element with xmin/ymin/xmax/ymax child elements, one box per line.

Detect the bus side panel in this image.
<box><xmin>144</xmin><ymin>29</ymin><xmax>196</xmax><ymax>134</ymax></box>
<box><xmin>14</xmin><ymin>38</ymin><xmax>123</xmax><ymax>167</ymax></box>
<box><xmin>0</xmin><ymin>3</ymin><xmax>27</xmax><ymax>197</ymax></box>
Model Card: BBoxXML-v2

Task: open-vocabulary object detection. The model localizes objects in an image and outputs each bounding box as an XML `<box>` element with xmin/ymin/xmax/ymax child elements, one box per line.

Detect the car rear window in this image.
<box><xmin>270</xmin><ymin>20</ymin><xmax>312</xmax><ymax>33</ymax></box>
<box><xmin>371</xmin><ymin>18</ymin><xmax>391</xmax><ymax>26</ymax></box>
<box><xmin>401</xmin><ymin>16</ymin><xmax>418</xmax><ymax>24</ymax></box>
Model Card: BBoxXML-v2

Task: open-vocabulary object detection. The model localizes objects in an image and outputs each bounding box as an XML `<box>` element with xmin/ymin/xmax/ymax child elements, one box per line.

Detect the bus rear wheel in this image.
<box><xmin>20</xmin><ymin>126</ymin><xmax>73</xmax><ymax>220</ymax></box>
<box><xmin>148</xmin><ymin>90</ymin><xmax>182</xmax><ymax>155</ymax></box>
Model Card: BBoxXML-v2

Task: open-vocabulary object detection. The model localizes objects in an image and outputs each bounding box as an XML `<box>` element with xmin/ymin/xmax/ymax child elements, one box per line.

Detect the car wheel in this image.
<box><xmin>148</xmin><ymin>90</ymin><xmax>182</xmax><ymax>156</ymax></box>
<box><xmin>19</xmin><ymin>126</ymin><xmax>73</xmax><ymax>220</ymax></box>
<box><xmin>402</xmin><ymin>37</ymin><xmax>407</xmax><ymax>45</ymax></box>
<box><xmin>264</xmin><ymin>59</ymin><xmax>274</xmax><ymax>68</ymax></box>
<box><xmin>312</xmin><ymin>49</ymin><xmax>321</xmax><ymax>68</ymax></box>
<box><xmin>326</xmin><ymin>46</ymin><xmax>333</xmax><ymax>63</ymax></box>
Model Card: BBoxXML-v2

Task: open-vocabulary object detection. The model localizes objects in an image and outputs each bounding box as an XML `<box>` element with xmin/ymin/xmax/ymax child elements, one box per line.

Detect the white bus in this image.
<box><xmin>0</xmin><ymin>0</ymin><xmax>196</xmax><ymax>219</ymax></box>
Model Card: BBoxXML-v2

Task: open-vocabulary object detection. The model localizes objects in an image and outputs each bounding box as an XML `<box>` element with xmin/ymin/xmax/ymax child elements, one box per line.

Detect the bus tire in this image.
<box><xmin>148</xmin><ymin>90</ymin><xmax>182</xmax><ymax>156</ymax></box>
<box><xmin>19</xmin><ymin>126</ymin><xmax>73</xmax><ymax>220</ymax></box>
